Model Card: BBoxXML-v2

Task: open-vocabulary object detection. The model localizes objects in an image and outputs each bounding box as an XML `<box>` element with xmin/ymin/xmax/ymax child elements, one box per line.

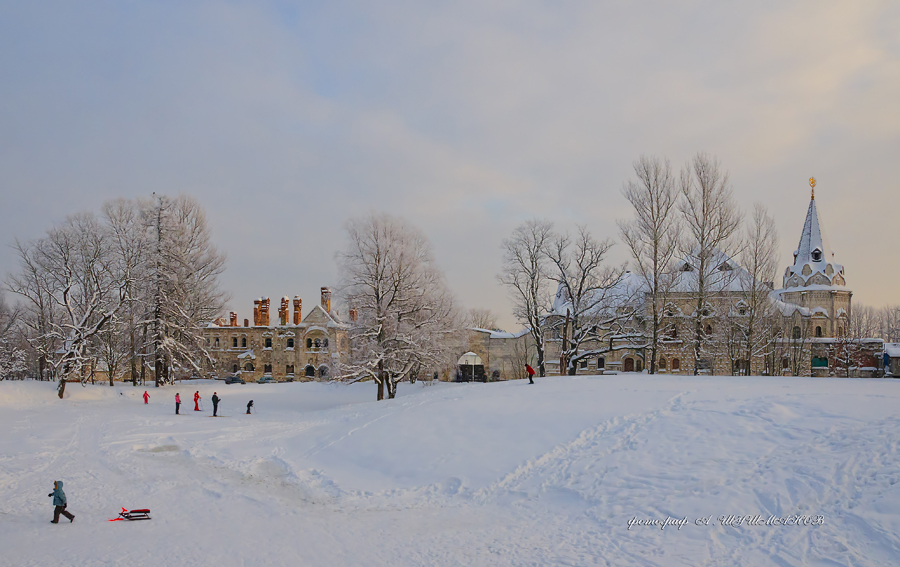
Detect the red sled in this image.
<box><xmin>109</xmin><ymin>508</ymin><xmax>151</xmax><ymax>521</ymax></box>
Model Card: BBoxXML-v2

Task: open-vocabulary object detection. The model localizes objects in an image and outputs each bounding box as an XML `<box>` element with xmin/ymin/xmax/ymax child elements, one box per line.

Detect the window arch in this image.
<box><xmin>232</xmin><ymin>337</ymin><xmax>238</xmax><ymax>348</ymax></box>
<box><xmin>659</xmin><ymin>358</ymin><xmax>667</xmax><ymax>370</ymax></box>
<box><xmin>232</xmin><ymin>364</ymin><xmax>238</xmax><ymax>373</ymax></box>
<box><xmin>597</xmin><ymin>357</ymin><xmax>605</xmax><ymax>369</ymax></box>
<box><xmin>318</xmin><ymin>365</ymin><xmax>330</xmax><ymax>379</ymax></box>
<box><xmin>287</xmin><ymin>338</ymin><xmax>294</xmax><ymax>348</ymax></box>
<box><xmin>792</xmin><ymin>326</ymin><xmax>801</xmax><ymax>339</ymax></box>
<box><xmin>323</xmin><ymin>338</ymin><xmax>329</xmax><ymax>348</ymax></box>
<box><xmin>244</xmin><ymin>363</ymin><xmax>254</xmax><ymax>372</ymax></box>
<box><xmin>241</xmin><ymin>337</ymin><xmax>247</xmax><ymax>348</ymax></box>
<box><xmin>672</xmin><ymin>358</ymin><xmax>680</xmax><ymax>370</ymax></box>
<box><xmin>305</xmin><ymin>365</ymin><xmax>315</xmax><ymax>377</ymax></box>
<box><xmin>265</xmin><ymin>338</ymin><xmax>272</xmax><ymax>349</ymax></box>
<box><xmin>815</xmin><ymin>326</ymin><xmax>823</xmax><ymax>338</ymax></box>
<box><xmin>286</xmin><ymin>364</ymin><xmax>294</xmax><ymax>375</ymax></box>
<box><xmin>264</xmin><ymin>364</ymin><xmax>272</xmax><ymax>374</ymax></box>
<box><xmin>307</xmin><ymin>338</ymin><xmax>312</xmax><ymax>349</ymax></box>
<box><xmin>811</xmin><ymin>249</ymin><xmax>823</xmax><ymax>262</ymax></box>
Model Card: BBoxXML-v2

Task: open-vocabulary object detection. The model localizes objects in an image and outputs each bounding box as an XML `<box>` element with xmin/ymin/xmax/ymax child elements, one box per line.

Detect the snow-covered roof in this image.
<box><xmin>886</xmin><ymin>344</ymin><xmax>900</xmax><ymax>358</ymax></box>
<box><xmin>237</xmin><ymin>350</ymin><xmax>255</xmax><ymax>359</ymax></box>
<box><xmin>550</xmin><ymin>271</ymin><xmax>645</xmax><ymax>318</ymax></box>
<box><xmin>469</xmin><ymin>327</ymin><xmax>530</xmax><ymax>340</ymax></box>
<box><xmin>782</xmin><ymin>194</ymin><xmax>846</xmax><ymax>291</ymax></box>
<box><xmin>670</xmin><ymin>250</ymin><xmax>753</xmax><ymax>294</ymax></box>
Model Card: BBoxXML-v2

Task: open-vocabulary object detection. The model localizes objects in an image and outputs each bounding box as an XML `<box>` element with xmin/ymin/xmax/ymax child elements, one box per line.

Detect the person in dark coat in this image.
<box><xmin>211</xmin><ymin>392</ymin><xmax>220</xmax><ymax>417</ymax></box>
<box><xmin>525</xmin><ymin>364</ymin><xmax>536</xmax><ymax>385</ymax></box>
<box><xmin>246</xmin><ymin>400</ymin><xmax>253</xmax><ymax>415</ymax></box>
<box><xmin>49</xmin><ymin>480</ymin><xmax>74</xmax><ymax>523</ymax></box>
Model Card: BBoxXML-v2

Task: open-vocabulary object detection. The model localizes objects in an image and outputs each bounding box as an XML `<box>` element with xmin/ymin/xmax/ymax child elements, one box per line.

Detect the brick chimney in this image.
<box><xmin>279</xmin><ymin>297</ymin><xmax>289</xmax><ymax>326</ymax></box>
<box><xmin>293</xmin><ymin>296</ymin><xmax>302</xmax><ymax>325</ymax></box>
<box><xmin>321</xmin><ymin>287</ymin><xmax>332</xmax><ymax>313</ymax></box>
<box><xmin>259</xmin><ymin>298</ymin><xmax>270</xmax><ymax>326</ymax></box>
<box><xmin>349</xmin><ymin>308</ymin><xmax>358</xmax><ymax>322</ymax></box>
<box><xmin>243</xmin><ymin>318</ymin><xmax>249</xmax><ymax>327</ymax></box>
<box><xmin>253</xmin><ymin>299</ymin><xmax>261</xmax><ymax>326</ymax></box>
<box><xmin>229</xmin><ymin>312</ymin><xmax>238</xmax><ymax>327</ymax></box>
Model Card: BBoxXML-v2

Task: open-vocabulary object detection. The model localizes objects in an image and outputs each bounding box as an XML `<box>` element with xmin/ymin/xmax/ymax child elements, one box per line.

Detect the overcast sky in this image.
<box><xmin>1</xmin><ymin>1</ymin><xmax>898</xmax><ymax>330</ymax></box>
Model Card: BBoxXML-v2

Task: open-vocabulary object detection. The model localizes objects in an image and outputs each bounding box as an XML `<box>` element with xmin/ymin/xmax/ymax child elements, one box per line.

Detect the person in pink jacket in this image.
<box><xmin>143</xmin><ymin>391</ymin><xmax>150</xmax><ymax>404</ymax></box>
<box><xmin>175</xmin><ymin>393</ymin><xmax>181</xmax><ymax>414</ymax></box>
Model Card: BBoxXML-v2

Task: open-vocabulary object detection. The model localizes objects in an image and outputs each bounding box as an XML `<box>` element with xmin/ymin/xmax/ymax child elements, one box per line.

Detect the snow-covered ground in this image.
<box><xmin>1</xmin><ymin>375</ymin><xmax>899</xmax><ymax>566</ymax></box>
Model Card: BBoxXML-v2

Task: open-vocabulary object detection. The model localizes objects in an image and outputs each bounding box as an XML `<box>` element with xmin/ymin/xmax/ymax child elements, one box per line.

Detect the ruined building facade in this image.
<box><xmin>202</xmin><ymin>287</ymin><xmax>349</xmax><ymax>382</ymax></box>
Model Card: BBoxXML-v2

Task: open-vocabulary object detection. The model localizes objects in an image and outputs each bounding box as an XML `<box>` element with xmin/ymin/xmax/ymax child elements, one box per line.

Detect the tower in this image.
<box><xmin>778</xmin><ymin>178</ymin><xmax>851</xmax><ymax>338</ymax></box>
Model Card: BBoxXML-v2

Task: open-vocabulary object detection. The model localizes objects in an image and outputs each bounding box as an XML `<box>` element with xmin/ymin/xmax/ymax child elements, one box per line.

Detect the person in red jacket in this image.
<box><xmin>175</xmin><ymin>393</ymin><xmax>181</xmax><ymax>414</ymax></box>
<box><xmin>525</xmin><ymin>364</ymin><xmax>536</xmax><ymax>385</ymax></box>
<box><xmin>142</xmin><ymin>391</ymin><xmax>150</xmax><ymax>404</ymax></box>
<box><xmin>193</xmin><ymin>391</ymin><xmax>201</xmax><ymax>411</ymax></box>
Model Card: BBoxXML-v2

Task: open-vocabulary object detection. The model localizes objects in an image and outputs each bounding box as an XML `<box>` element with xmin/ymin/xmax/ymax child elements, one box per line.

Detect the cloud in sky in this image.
<box><xmin>1</xmin><ymin>0</ymin><xmax>898</xmax><ymax>329</ymax></box>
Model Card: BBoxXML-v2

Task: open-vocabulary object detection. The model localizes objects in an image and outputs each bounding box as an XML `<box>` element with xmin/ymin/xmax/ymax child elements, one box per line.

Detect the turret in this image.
<box><xmin>321</xmin><ymin>287</ymin><xmax>332</xmax><ymax>313</ymax></box>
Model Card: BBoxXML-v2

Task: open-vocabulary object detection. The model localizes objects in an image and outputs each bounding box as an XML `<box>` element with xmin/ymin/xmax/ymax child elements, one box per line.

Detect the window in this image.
<box><xmin>659</xmin><ymin>358</ymin><xmax>667</xmax><ymax>370</ymax></box>
<box><xmin>264</xmin><ymin>364</ymin><xmax>272</xmax><ymax>374</ymax></box>
<box><xmin>597</xmin><ymin>357</ymin><xmax>605</xmax><ymax>369</ymax></box>
<box><xmin>265</xmin><ymin>338</ymin><xmax>272</xmax><ymax>349</ymax></box>
<box><xmin>815</xmin><ymin>326</ymin><xmax>823</xmax><ymax>338</ymax></box>
<box><xmin>314</xmin><ymin>338</ymin><xmax>321</xmax><ymax>348</ymax></box>
<box><xmin>214</xmin><ymin>337</ymin><xmax>220</xmax><ymax>348</ymax></box>
<box><xmin>286</xmin><ymin>365</ymin><xmax>294</xmax><ymax>375</ymax></box>
<box><xmin>624</xmin><ymin>358</ymin><xmax>635</xmax><ymax>372</ymax></box>
<box><xmin>668</xmin><ymin>326</ymin><xmax>678</xmax><ymax>339</ymax></box>
<box><xmin>232</xmin><ymin>364</ymin><xmax>238</xmax><ymax>373</ymax></box>
<box><xmin>672</xmin><ymin>358</ymin><xmax>680</xmax><ymax>370</ymax></box>
<box><xmin>718</xmin><ymin>262</ymin><xmax>732</xmax><ymax>271</ymax></box>
<box><xmin>318</xmin><ymin>366</ymin><xmax>330</xmax><ymax>379</ymax></box>
<box><xmin>232</xmin><ymin>337</ymin><xmax>237</xmax><ymax>348</ymax></box>
<box><xmin>307</xmin><ymin>338</ymin><xmax>312</xmax><ymax>348</ymax></box>
<box><xmin>241</xmin><ymin>337</ymin><xmax>247</xmax><ymax>348</ymax></box>
<box><xmin>792</xmin><ymin>326</ymin><xmax>801</xmax><ymax>339</ymax></box>
<box><xmin>811</xmin><ymin>249</ymin><xmax>822</xmax><ymax>262</ymax></box>
<box><xmin>682</xmin><ymin>263</ymin><xmax>693</xmax><ymax>272</ymax></box>
<box><xmin>705</xmin><ymin>324</ymin><xmax>713</xmax><ymax>336</ymax></box>
<box><xmin>739</xmin><ymin>308</ymin><xmax>746</xmax><ymax>316</ymax></box>
<box><xmin>305</xmin><ymin>365</ymin><xmax>315</xmax><ymax>377</ymax></box>
<box><xmin>244</xmin><ymin>363</ymin><xmax>254</xmax><ymax>372</ymax></box>
<box><xmin>580</xmin><ymin>359</ymin><xmax>587</xmax><ymax>369</ymax></box>
<box><xmin>323</xmin><ymin>338</ymin><xmax>329</xmax><ymax>348</ymax></box>
<box><xmin>287</xmin><ymin>338</ymin><xmax>294</xmax><ymax>348</ymax></box>
<box><xmin>811</xmin><ymin>356</ymin><xmax>828</xmax><ymax>368</ymax></box>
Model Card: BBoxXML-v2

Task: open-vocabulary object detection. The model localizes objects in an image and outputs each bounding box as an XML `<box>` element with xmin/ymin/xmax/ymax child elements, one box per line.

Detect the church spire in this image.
<box><xmin>782</xmin><ymin>178</ymin><xmax>844</xmax><ymax>289</ymax></box>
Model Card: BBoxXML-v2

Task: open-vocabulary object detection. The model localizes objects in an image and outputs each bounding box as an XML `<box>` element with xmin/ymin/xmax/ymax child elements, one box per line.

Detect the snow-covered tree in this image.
<box><xmin>618</xmin><ymin>155</ymin><xmax>681</xmax><ymax>374</ymax></box>
<box><xmin>338</xmin><ymin>213</ymin><xmax>462</xmax><ymax>401</ymax></box>
<box><xmin>0</xmin><ymin>294</ymin><xmax>26</xmax><ymax>380</ymax></box>
<box><xmin>678</xmin><ymin>153</ymin><xmax>743</xmax><ymax>374</ymax></box>
<box><xmin>546</xmin><ymin>226</ymin><xmax>626</xmax><ymax>375</ymax></box>
<box><xmin>498</xmin><ymin>219</ymin><xmax>554</xmax><ymax>377</ymax></box>
<box><xmin>141</xmin><ymin>194</ymin><xmax>228</xmax><ymax>385</ymax></box>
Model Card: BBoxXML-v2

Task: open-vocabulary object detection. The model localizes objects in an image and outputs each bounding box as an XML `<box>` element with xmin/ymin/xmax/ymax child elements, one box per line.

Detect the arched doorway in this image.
<box><xmin>318</xmin><ymin>365</ymin><xmax>330</xmax><ymax>379</ymax></box>
<box><xmin>305</xmin><ymin>365</ymin><xmax>315</xmax><ymax>377</ymax></box>
<box><xmin>457</xmin><ymin>352</ymin><xmax>485</xmax><ymax>382</ymax></box>
<box><xmin>624</xmin><ymin>358</ymin><xmax>635</xmax><ymax>372</ymax></box>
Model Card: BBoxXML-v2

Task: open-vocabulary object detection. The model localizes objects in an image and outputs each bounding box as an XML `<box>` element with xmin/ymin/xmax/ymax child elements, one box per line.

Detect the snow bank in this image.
<box><xmin>1</xmin><ymin>375</ymin><xmax>899</xmax><ymax>566</ymax></box>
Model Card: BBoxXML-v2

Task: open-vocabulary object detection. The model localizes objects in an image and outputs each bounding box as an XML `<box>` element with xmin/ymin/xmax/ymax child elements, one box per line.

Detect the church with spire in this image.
<box><xmin>771</xmin><ymin>178</ymin><xmax>880</xmax><ymax>376</ymax></box>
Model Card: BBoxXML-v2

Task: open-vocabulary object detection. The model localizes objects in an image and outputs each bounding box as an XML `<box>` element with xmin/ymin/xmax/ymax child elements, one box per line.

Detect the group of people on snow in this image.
<box><xmin>140</xmin><ymin>389</ymin><xmax>253</xmax><ymax>417</ymax></box>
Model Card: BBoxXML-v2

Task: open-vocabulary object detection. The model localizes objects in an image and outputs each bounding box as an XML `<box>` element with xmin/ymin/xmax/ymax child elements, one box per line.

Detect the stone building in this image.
<box><xmin>462</xmin><ymin>181</ymin><xmax>883</xmax><ymax>378</ymax></box>
<box><xmin>202</xmin><ymin>287</ymin><xmax>349</xmax><ymax>382</ymax></box>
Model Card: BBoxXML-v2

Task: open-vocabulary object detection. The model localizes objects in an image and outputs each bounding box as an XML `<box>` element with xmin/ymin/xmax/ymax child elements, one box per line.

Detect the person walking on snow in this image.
<box><xmin>525</xmin><ymin>364</ymin><xmax>536</xmax><ymax>385</ymax></box>
<box><xmin>142</xmin><ymin>391</ymin><xmax>150</xmax><ymax>404</ymax></box>
<box><xmin>211</xmin><ymin>392</ymin><xmax>220</xmax><ymax>417</ymax></box>
<box><xmin>48</xmin><ymin>480</ymin><xmax>74</xmax><ymax>523</ymax></box>
<box><xmin>246</xmin><ymin>400</ymin><xmax>253</xmax><ymax>414</ymax></box>
<box><xmin>193</xmin><ymin>391</ymin><xmax>200</xmax><ymax>411</ymax></box>
<box><xmin>175</xmin><ymin>393</ymin><xmax>181</xmax><ymax>414</ymax></box>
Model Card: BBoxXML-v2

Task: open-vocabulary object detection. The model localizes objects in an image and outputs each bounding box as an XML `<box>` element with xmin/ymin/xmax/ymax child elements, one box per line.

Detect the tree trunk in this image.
<box><xmin>57</xmin><ymin>379</ymin><xmax>66</xmax><ymax>399</ymax></box>
<box><xmin>377</xmin><ymin>362</ymin><xmax>384</xmax><ymax>401</ymax></box>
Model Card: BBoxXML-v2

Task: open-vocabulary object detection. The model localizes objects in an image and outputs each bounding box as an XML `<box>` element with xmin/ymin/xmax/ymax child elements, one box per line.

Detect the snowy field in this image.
<box><xmin>1</xmin><ymin>375</ymin><xmax>899</xmax><ymax>567</ymax></box>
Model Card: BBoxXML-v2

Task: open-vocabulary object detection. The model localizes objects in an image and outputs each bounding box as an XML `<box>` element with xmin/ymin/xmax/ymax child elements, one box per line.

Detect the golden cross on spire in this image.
<box><xmin>809</xmin><ymin>177</ymin><xmax>816</xmax><ymax>200</ymax></box>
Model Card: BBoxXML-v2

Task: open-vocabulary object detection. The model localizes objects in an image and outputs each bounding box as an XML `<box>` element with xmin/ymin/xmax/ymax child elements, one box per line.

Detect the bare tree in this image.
<box><xmin>618</xmin><ymin>155</ymin><xmax>680</xmax><ymax>374</ymax></box>
<box><xmin>338</xmin><ymin>213</ymin><xmax>462</xmax><ymax>401</ymax></box>
<box><xmin>468</xmin><ymin>308</ymin><xmax>500</xmax><ymax>331</ymax></box>
<box><xmin>0</xmin><ymin>293</ymin><xmax>26</xmax><ymax>379</ymax></box>
<box><xmin>498</xmin><ymin>219</ymin><xmax>554</xmax><ymax>377</ymax></box>
<box><xmin>737</xmin><ymin>204</ymin><xmax>780</xmax><ymax>374</ymax></box>
<box><xmin>678</xmin><ymin>153</ymin><xmax>743</xmax><ymax>374</ymax></box>
<box><xmin>546</xmin><ymin>226</ymin><xmax>625</xmax><ymax>375</ymax></box>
